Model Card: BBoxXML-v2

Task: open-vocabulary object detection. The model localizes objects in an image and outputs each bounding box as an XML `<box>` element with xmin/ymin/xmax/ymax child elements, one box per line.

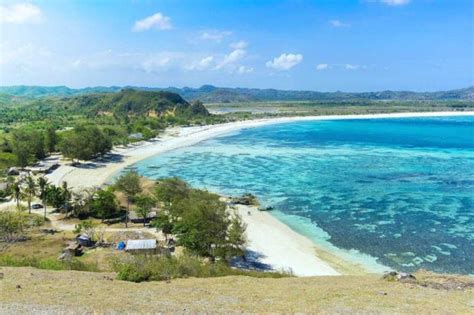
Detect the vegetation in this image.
<box><xmin>114</xmin><ymin>171</ymin><xmax>142</xmax><ymax>227</ymax></box>
<box><xmin>151</xmin><ymin>177</ymin><xmax>246</xmax><ymax>261</ymax></box>
<box><xmin>111</xmin><ymin>254</ymin><xmax>287</xmax><ymax>282</ymax></box>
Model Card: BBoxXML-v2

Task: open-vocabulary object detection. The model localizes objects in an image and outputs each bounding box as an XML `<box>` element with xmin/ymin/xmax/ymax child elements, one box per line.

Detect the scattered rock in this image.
<box><xmin>0</xmin><ymin>272</ymin><xmax>4</xmax><ymax>280</ymax></box>
<box><xmin>231</xmin><ymin>193</ymin><xmax>259</xmax><ymax>206</ymax></box>
<box><xmin>382</xmin><ymin>271</ymin><xmax>416</xmax><ymax>283</ymax></box>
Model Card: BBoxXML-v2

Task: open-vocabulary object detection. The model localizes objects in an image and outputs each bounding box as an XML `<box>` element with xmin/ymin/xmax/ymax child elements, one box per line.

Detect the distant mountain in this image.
<box><xmin>1</xmin><ymin>85</ymin><xmax>473</xmax><ymax>102</ymax></box>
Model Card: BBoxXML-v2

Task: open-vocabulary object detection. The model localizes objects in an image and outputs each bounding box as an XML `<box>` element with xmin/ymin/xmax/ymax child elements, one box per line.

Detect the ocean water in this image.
<box><xmin>132</xmin><ymin>116</ymin><xmax>474</xmax><ymax>274</ymax></box>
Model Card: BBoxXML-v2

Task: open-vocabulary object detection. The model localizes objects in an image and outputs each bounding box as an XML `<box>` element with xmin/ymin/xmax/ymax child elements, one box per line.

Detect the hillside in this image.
<box><xmin>2</xmin><ymin>85</ymin><xmax>473</xmax><ymax>103</ymax></box>
<box><xmin>61</xmin><ymin>89</ymin><xmax>209</xmax><ymax>117</ymax></box>
<box><xmin>0</xmin><ymin>267</ymin><xmax>472</xmax><ymax>313</ymax></box>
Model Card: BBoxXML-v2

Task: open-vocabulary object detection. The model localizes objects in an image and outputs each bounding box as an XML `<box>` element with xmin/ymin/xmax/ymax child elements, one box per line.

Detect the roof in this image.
<box><xmin>125</xmin><ymin>239</ymin><xmax>157</xmax><ymax>251</ymax></box>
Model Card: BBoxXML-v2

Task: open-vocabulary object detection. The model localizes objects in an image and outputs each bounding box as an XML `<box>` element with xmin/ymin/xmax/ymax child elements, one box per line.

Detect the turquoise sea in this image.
<box><xmin>132</xmin><ymin>116</ymin><xmax>474</xmax><ymax>274</ymax></box>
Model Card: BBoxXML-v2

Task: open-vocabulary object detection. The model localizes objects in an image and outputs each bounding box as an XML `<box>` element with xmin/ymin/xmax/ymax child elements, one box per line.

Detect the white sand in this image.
<box><xmin>45</xmin><ymin>111</ymin><xmax>474</xmax><ymax>276</ymax></box>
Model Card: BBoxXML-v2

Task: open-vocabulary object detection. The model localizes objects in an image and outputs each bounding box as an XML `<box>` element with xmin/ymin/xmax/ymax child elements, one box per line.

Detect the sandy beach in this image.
<box><xmin>45</xmin><ymin>111</ymin><xmax>474</xmax><ymax>276</ymax></box>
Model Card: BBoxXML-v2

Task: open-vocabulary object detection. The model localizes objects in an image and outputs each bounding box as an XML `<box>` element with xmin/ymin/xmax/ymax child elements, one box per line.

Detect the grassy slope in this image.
<box><xmin>0</xmin><ymin>267</ymin><xmax>472</xmax><ymax>313</ymax></box>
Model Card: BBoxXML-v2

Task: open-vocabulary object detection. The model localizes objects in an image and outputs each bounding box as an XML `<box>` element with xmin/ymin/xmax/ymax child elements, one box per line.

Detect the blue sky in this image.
<box><xmin>0</xmin><ymin>0</ymin><xmax>472</xmax><ymax>91</ymax></box>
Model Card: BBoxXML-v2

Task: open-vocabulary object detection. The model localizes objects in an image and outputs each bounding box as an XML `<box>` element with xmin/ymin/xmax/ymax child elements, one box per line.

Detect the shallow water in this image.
<box><xmin>133</xmin><ymin>116</ymin><xmax>474</xmax><ymax>274</ymax></box>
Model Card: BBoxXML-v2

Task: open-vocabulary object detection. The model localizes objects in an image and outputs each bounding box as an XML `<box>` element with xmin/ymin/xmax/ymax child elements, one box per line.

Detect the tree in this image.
<box><xmin>45</xmin><ymin>126</ymin><xmax>58</xmax><ymax>153</ymax></box>
<box><xmin>9</xmin><ymin>129</ymin><xmax>46</xmax><ymax>167</ymax></box>
<box><xmin>61</xmin><ymin>181</ymin><xmax>72</xmax><ymax>218</ymax></box>
<box><xmin>114</xmin><ymin>171</ymin><xmax>142</xmax><ymax>228</ymax></box>
<box><xmin>91</xmin><ymin>188</ymin><xmax>119</xmax><ymax>222</ymax></box>
<box><xmin>11</xmin><ymin>180</ymin><xmax>22</xmax><ymax>211</ymax></box>
<box><xmin>0</xmin><ymin>212</ymin><xmax>26</xmax><ymax>243</ymax></box>
<box><xmin>37</xmin><ymin>176</ymin><xmax>49</xmax><ymax>218</ymax></box>
<box><xmin>152</xmin><ymin>213</ymin><xmax>173</xmax><ymax>240</ymax></box>
<box><xmin>44</xmin><ymin>184</ymin><xmax>66</xmax><ymax>209</ymax></box>
<box><xmin>154</xmin><ymin>177</ymin><xmax>189</xmax><ymax>211</ymax></box>
<box><xmin>59</xmin><ymin>125</ymin><xmax>112</xmax><ymax>161</ymax></box>
<box><xmin>134</xmin><ymin>194</ymin><xmax>155</xmax><ymax>227</ymax></box>
<box><xmin>224</xmin><ymin>214</ymin><xmax>247</xmax><ymax>260</ymax></box>
<box><xmin>24</xmin><ymin>175</ymin><xmax>37</xmax><ymax>214</ymax></box>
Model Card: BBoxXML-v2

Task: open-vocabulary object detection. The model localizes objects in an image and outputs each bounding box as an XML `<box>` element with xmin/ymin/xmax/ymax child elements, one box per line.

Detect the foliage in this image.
<box><xmin>110</xmin><ymin>254</ymin><xmax>288</xmax><ymax>283</ymax></box>
<box><xmin>9</xmin><ymin>128</ymin><xmax>46</xmax><ymax>167</ymax></box>
<box><xmin>0</xmin><ymin>212</ymin><xmax>26</xmax><ymax>242</ymax></box>
<box><xmin>134</xmin><ymin>194</ymin><xmax>155</xmax><ymax>226</ymax></box>
<box><xmin>153</xmin><ymin>177</ymin><xmax>247</xmax><ymax>261</ymax></box>
<box><xmin>73</xmin><ymin>220</ymin><xmax>98</xmax><ymax>240</ymax></box>
<box><xmin>59</xmin><ymin>124</ymin><xmax>112</xmax><ymax>161</ymax></box>
<box><xmin>91</xmin><ymin>188</ymin><xmax>119</xmax><ymax>221</ymax></box>
<box><xmin>0</xmin><ymin>254</ymin><xmax>99</xmax><ymax>272</ymax></box>
<box><xmin>114</xmin><ymin>170</ymin><xmax>142</xmax><ymax>227</ymax></box>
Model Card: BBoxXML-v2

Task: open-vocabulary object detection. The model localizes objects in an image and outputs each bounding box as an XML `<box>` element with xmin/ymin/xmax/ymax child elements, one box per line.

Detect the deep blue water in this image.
<box><xmin>132</xmin><ymin>116</ymin><xmax>474</xmax><ymax>274</ymax></box>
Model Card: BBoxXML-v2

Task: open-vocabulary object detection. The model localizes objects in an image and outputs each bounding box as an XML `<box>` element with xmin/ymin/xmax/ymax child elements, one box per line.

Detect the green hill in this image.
<box><xmin>61</xmin><ymin>89</ymin><xmax>209</xmax><ymax>117</ymax></box>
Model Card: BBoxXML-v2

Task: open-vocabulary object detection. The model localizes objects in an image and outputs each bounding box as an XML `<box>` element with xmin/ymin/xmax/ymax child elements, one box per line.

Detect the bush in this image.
<box><xmin>110</xmin><ymin>254</ymin><xmax>289</xmax><ymax>282</ymax></box>
<box><xmin>0</xmin><ymin>255</ymin><xmax>99</xmax><ymax>272</ymax></box>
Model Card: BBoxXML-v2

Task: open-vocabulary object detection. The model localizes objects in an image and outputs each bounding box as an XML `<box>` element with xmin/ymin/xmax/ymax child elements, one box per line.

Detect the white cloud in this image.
<box><xmin>316</xmin><ymin>64</ymin><xmax>329</xmax><ymax>71</ymax></box>
<box><xmin>329</xmin><ymin>20</ymin><xmax>350</xmax><ymax>28</ymax></box>
<box><xmin>200</xmin><ymin>30</ymin><xmax>232</xmax><ymax>42</ymax></box>
<box><xmin>185</xmin><ymin>56</ymin><xmax>215</xmax><ymax>71</ymax></box>
<box><xmin>237</xmin><ymin>65</ymin><xmax>253</xmax><ymax>74</ymax></box>
<box><xmin>230</xmin><ymin>40</ymin><xmax>248</xmax><ymax>49</ymax></box>
<box><xmin>0</xmin><ymin>3</ymin><xmax>42</xmax><ymax>24</ymax></box>
<box><xmin>215</xmin><ymin>49</ymin><xmax>246</xmax><ymax>70</ymax></box>
<box><xmin>266</xmin><ymin>53</ymin><xmax>303</xmax><ymax>71</ymax></box>
<box><xmin>345</xmin><ymin>64</ymin><xmax>359</xmax><ymax>70</ymax></box>
<box><xmin>132</xmin><ymin>12</ymin><xmax>172</xmax><ymax>31</ymax></box>
<box><xmin>380</xmin><ymin>0</ymin><xmax>410</xmax><ymax>6</ymax></box>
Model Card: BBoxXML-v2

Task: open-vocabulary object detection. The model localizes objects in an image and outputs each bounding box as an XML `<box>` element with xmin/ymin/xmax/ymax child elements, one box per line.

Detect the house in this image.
<box><xmin>129</xmin><ymin>210</ymin><xmax>157</xmax><ymax>224</ymax></box>
<box><xmin>76</xmin><ymin>234</ymin><xmax>93</xmax><ymax>247</ymax></box>
<box><xmin>7</xmin><ymin>167</ymin><xmax>19</xmax><ymax>176</ymax></box>
<box><xmin>125</xmin><ymin>239</ymin><xmax>157</xmax><ymax>255</ymax></box>
<box><xmin>128</xmin><ymin>133</ymin><xmax>143</xmax><ymax>140</ymax></box>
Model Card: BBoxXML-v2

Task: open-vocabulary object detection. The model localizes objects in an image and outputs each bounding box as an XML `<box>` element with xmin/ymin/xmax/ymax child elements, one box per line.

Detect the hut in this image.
<box><xmin>125</xmin><ymin>239</ymin><xmax>157</xmax><ymax>255</ymax></box>
<box><xmin>76</xmin><ymin>234</ymin><xmax>93</xmax><ymax>247</ymax></box>
<box><xmin>129</xmin><ymin>210</ymin><xmax>157</xmax><ymax>224</ymax></box>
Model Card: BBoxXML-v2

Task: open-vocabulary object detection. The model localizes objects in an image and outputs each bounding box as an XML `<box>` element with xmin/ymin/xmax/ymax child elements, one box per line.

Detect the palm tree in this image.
<box><xmin>37</xmin><ymin>176</ymin><xmax>49</xmax><ymax>219</ymax></box>
<box><xmin>11</xmin><ymin>180</ymin><xmax>22</xmax><ymax>211</ymax></box>
<box><xmin>61</xmin><ymin>181</ymin><xmax>72</xmax><ymax>218</ymax></box>
<box><xmin>114</xmin><ymin>171</ymin><xmax>142</xmax><ymax>228</ymax></box>
<box><xmin>24</xmin><ymin>175</ymin><xmax>37</xmax><ymax>214</ymax></box>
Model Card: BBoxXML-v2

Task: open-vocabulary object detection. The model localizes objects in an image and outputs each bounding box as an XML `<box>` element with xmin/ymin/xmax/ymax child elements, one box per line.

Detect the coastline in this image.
<box><xmin>45</xmin><ymin>111</ymin><xmax>474</xmax><ymax>276</ymax></box>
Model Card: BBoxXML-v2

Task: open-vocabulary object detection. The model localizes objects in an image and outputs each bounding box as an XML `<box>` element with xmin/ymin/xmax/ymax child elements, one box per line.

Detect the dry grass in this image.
<box><xmin>0</xmin><ymin>267</ymin><xmax>472</xmax><ymax>314</ymax></box>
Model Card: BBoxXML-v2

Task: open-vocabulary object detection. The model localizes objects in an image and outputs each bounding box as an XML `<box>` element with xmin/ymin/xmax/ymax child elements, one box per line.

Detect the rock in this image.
<box><xmin>0</xmin><ymin>272</ymin><xmax>4</xmax><ymax>280</ymax></box>
<box><xmin>397</xmin><ymin>272</ymin><xmax>416</xmax><ymax>281</ymax></box>
<box><xmin>16</xmin><ymin>285</ymin><xmax>21</xmax><ymax>290</ymax></box>
<box><xmin>231</xmin><ymin>193</ymin><xmax>259</xmax><ymax>206</ymax></box>
<box><xmin>383</xmin><ymin>271</ymin><xmax>416</xmax><ymax>282</ymax></box>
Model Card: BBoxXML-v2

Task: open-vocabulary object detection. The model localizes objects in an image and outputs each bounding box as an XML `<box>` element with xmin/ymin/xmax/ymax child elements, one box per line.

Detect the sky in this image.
<box><xmin>0</xmin><ymin>0</ymin><xmax>472</xmax><ymax>91</ymax></box>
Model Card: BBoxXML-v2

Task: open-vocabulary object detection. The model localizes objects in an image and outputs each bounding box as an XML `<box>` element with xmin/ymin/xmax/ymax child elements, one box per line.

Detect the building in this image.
<box><xmin>129</xmin><ymin>210</ymin><xmax>157</xmax><ymax>224</ymax></box>
<box><xmin>125</xmin><ymin>239</ymin><xmax>157</xmax><ymax>255</ymax></box>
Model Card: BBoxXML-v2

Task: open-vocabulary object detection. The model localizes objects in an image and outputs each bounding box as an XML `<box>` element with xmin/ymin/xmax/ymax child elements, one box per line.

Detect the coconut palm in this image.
<box><xmin>61</xmin><ymin>181</ymin><xmax>72</xmax><ymax>218</ymax></box>
<box><xmin>11</xmin><ymin>180</ymin><xmax>22</xmax><ymax>211</ymax></box>
<box><xmin>24</xmin><ymin>175</ymin><xmax>37</xmax><ymax>214</ymax></box>
<box><xmin>37</xmin><ymin>176</ymin><xmax>49</xmax><ymax>219</ymax></box>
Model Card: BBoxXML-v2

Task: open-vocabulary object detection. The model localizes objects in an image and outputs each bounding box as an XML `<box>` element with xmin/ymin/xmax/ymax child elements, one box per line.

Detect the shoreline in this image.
<box><xmin>45</xmin><ymin>111</ymin><xmax>474</xmax><ymax>276</ymax></box>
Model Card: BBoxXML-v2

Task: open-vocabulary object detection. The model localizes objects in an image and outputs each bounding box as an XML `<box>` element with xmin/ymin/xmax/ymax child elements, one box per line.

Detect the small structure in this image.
<box><xmin>76</xmin><ymin>235</ymin><xmax>93</xmax><ymax>247</ymax></box>
<box><xmin>125</xmin><ymin>239</ymin><xmax>157</xmax><ymax>255</ymax></box>
<box><xmin>7</xmin><ymin>167</ymin><xmax>19</xmax><ymax>176</ymax></box>
<box><xmin>129</xmin><ymin>210</ymin><xmax>157</xmax><ymax>224</ymax></box>
<box><xmin>128</xmin><ymin>133</ymin><xmax>143</xmax><ymax>140</ymax></box>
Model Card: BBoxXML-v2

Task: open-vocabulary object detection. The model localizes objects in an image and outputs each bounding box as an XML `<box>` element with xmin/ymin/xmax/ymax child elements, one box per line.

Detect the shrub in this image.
<box><xmin>110</xmin><ymin>254</ymin><xmax>289</xmax><ymax>283</ymax></box>
<box><xmin>0</xmin><ymin>255</ymin><xmax>98</xmax><ymax>272</ymax></box>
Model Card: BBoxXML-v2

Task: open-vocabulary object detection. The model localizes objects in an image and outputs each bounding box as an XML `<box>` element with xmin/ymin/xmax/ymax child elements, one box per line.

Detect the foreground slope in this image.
<box><xmin>0</xmin><ymin>267</ymin><xmax>472</xmax><ymax>313</ymax></box>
